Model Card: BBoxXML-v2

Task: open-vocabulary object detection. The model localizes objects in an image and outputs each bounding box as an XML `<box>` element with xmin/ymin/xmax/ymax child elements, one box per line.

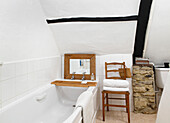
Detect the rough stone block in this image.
<box><xmin>133</xmin><ymin>75</ymin><xmax>145</xmax><ymax>81</ymax></box>
<box><xmin>133</xmin><ymin>66</ymin><xmax>140</xmax><ymax>69</ymax></box>
<box><xmin>141</xmin><ymin>67</ymin><xmax>152</xmax><ymax>70</ymax></box>
<box><xmin>140</xmin><ymin>81</ymin><xmax>153</xmax><ymax>85</ymax></box>
<box><xmin>133</xmin><ymin>93</ymin><xmax>141</xmax><ymax>97</ymax></box>
<box><xmin>145</xmin><ymin>85</ymin><xmax>153</xmax><ymax>90</ymax></box>
<box><xmin>140</xmin><ymin>70</ymin><xmax>153</xmax><ymax>74</ymax></box>
<box><xmin>148</xmin><ymin>98</ymin><xmax>155</xmax><ymax>103</ymax></box>
<box><xmin>134</xmin><ymin>87</ymin><xmax>146</xmax><ymax>93</ymax></box>
<box><xmin>148</xmin><ymin>103</ymin><xmax>156</xmax><ymax>109</ymax></box>
<box><xmin>134</xmin><ymin>98</ymin><xmax>148</xmax><ymax>110</ymax></box>
<box><xmin>142</xmin><ymin>92</ymin><xmax>155</xmax><ymax>96</ymax></box>
<box><xmin>148</xmin><ymin>77</ymin><xmax>154</xmax><ymax>80</ymax></box>
<box><xmin>139</xmin><ymin>107</ymin><xmax>157</xmax><ymax>114</ymax></box>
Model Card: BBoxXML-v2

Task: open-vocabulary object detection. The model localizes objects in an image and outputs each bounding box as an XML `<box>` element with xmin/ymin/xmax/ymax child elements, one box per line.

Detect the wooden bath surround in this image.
<box><xmin>51</xmin><ymin>80</ymin><xmax>97</xmax><ymax>87</ymax></box>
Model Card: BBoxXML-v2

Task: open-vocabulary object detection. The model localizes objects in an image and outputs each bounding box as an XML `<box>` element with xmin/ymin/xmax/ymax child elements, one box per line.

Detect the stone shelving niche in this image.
<box><xmin>132</xmin><ymin>65</ymin><xmax>157</xmax><ymax>114</ymax></box>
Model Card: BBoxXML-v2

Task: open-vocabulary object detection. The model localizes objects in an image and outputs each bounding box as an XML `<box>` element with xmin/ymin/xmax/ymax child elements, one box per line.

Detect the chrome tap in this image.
<box><xmin>71</xmin><ymin>72</ymin><xmax>76</xmax><ymax>80</ymax></box>
<box><xmin>82</xmin><ymin>72</ymin><xmax>86</xmax><ymax>80</ymax></box>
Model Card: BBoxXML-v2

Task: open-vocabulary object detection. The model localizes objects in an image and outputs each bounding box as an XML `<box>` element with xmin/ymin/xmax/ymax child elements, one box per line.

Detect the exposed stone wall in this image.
<box><xmin>132</xmin><ymin>65</ymin><xmax>156</xmax><ymax>114</ymax></box>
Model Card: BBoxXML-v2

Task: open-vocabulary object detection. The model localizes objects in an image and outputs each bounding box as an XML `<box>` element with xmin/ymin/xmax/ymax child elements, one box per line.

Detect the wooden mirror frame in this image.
<box><xmin>64</xmin><ymin>54</ymin><xmax>96</xmax><ymax>80</ymax></box>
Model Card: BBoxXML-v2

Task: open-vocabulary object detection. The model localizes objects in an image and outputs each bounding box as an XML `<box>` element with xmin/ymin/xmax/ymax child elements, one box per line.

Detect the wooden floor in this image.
<box><xmin>96</xmin><ymin>110</ymin><xmax>157</xmax><ymax>123</ymax></box>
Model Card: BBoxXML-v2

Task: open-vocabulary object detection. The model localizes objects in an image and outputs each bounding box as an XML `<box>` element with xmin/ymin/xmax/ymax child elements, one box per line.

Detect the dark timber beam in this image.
<box><xmin>46</xmin><ymin>0</ymin><xmax>153</xmax><ymax>65</ymax></box>
<box><xmin>46</xmin><ymin>16</ymin><xmax>138</xmax><ymax>24</ymax></box>
<box><xmin>133</xmin><ymin>0</ymin><xmax>153</xmax><ymax>63</ymax></box>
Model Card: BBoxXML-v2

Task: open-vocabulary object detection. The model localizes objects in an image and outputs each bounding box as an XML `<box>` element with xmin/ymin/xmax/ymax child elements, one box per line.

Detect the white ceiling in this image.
<box><xmin>39</xmin><ymin>0</ymin><xmax>140</xmax><ymax>55</ymax></box>
<box><xmin>49</xmin><ymin>22</ymin><xmax>137</xmax><ymax>55</ymax></box>
<box><xmin>144</xmin><ymin>0</ymin><xmax>170</xmax><ymax>65</ymax></box>
<box><xmin>40</xmin><ymin>0</ymin><xmax>140</xmax><ymax>18</ymax></box>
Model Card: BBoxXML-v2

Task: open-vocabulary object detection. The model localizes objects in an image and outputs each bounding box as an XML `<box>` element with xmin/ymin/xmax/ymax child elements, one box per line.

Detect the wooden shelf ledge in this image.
<box><xmin>51</xmin><ymin>80</ymin><xmax>97</xmax><ymax>87</ymax></box>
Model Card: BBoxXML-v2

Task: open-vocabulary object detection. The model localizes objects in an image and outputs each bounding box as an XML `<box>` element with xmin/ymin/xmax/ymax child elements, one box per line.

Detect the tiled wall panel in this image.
<box><xmin>0</xmin><ymin>56</ymin><xmax>61</xmax><ymax>109</ymax></box>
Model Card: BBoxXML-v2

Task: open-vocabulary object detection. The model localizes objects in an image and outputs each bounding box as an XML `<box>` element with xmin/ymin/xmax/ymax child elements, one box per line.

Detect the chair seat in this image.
<box><xmin>103</xmin><ymin>86</ymin><xmax>129</xmax><ymax>92</ymax></box>
<box><xmin>103</xmin><ymin>79</ymin><xmax>129</xmax><ymax>88</ymax></box>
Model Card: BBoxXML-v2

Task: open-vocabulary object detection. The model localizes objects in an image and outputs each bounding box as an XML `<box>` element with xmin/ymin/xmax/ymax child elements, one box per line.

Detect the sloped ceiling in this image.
<box><xmin>40</xmin><ymin>0</ymin><xmax>140</xmax><ymax>55</ymax></box>
<box><xmin>49</xmin><ymin>22</ymin><xmax>137</xmax><ymax>55</ymax></box>
<box><xmin>144</xmin><ymin>0</ymin><xmax>170</xmax><ymax>65</ymax></box>
<box><xmin>40</xmin><ymin>0</ymin><xmax>140</xmax><ymax>18</ymax></box>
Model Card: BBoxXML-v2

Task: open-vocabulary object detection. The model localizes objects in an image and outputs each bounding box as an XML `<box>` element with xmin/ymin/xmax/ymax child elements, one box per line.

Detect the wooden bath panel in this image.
<box><xmin>51</xmin><ymin>80</ymin><xmax>97</xmax><ymax>87</ymax></box>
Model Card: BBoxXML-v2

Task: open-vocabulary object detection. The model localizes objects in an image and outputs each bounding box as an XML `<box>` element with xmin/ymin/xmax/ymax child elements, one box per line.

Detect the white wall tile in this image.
<box><xmin>36</xmin><ymin>70</ymin><xmax>50</xmax><ymax>85</ymax></box>
<box><xmin>0</xmin><ymin>66</ymin><xmax>2</xmax><ymax>82</ymax></box>
<box><xmin>15</xmin><ymin>75</ymin><xmax>28</xmax><ymax>95</ymax></box>
<box><xmin>0</xmin><ymin>56</ymin><xmax>62</xmax><ymax>108</ymax></box>
<box><xmin>28</xmin><ymin>60</ymin><xmax>36</xmax><ymax>73</ymax></box>
<box><xmin>43</xmin><ymin>58</ymin><xmax>52</xmax><ymax>69</ymax></box>
<box><xmin>0</xmin><ymin>78</ymin><xmax>16</xmax><ymax>102</ymax></box>
<box><xmin>35</xmin><ymin>59</ymin><xmax>45</xmax><ymax>71</ymax></box>
<box><xmin>0</xmin><ymin>83</ymin><xmax>2</xmax><ymax>111</ymax></box>
<box><xmin>16</xmin><ymin>62</ymin><xmax>28</xmax><ymax>76</ymax></box>
<box><xmin>27</xmin><ymin>72</ymin><xmax>38</xmax><ymax>90</ymax></box>
<box><xmin>55</xmin><ymin>56</ymin><xmax>62</xmax><ymax>79</ymax></box>
<box><xmin>0</xmin><ymin>63</ymin><xmax>16</xmax><ymax>81</ymax></box>
<box><xmin>1</xmin><ymin>98</ymin><xmax>17</xmax><ymax>108</ymax></box>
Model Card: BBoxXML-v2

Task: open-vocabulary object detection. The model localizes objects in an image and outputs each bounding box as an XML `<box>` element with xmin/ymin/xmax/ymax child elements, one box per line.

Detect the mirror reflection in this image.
<box><xmin>70</xmin><ymin>59</ymin><xmax>90</xmax><ymax>74</ymax></box>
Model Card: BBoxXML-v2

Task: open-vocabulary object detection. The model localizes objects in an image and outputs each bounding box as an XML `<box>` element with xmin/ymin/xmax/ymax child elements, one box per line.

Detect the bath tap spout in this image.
<box><xmin>71</xmin><ymin>72</ymin><xmax>76</xmax><ymax>80</ymax></box>
<box><xmin>82</xmin><ymin>72</ymin><xmax>86</xmax><ymax>80</ymax></box>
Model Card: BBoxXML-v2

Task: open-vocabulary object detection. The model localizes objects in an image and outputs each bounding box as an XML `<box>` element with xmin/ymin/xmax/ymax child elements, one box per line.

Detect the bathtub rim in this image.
<box><xmin>0</xmin><ymin>84</ymin><xmax>53</xmax><ymax>114</ymax></box>
<box><xmin>0</xmin><ymin>84</ymin><xmax>91</xmax><ymax>113</ymax></box>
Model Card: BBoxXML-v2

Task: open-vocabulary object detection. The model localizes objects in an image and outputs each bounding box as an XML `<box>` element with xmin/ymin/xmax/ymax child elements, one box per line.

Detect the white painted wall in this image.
<box><xmin>61</xmin><ymin>54</ymin><xmax>133</xmax><ymax>111</ymax></box>
<box><xmin>40</xmin><ymin>0</ymin><xmax>140</xmax><ymax>18</ymax></box>
<box><xmin>156</xmin><ymin>72</ymin><xmax>170</xmax><ymax>123</ymax></box>
<box><xmin>0</xmin><ymin>0</ymin><xmax>60</xmax><ymax>62</ymax></box>
<box><xmin>144</xmin><ymin>0</ymin><xmax>170</xmax><ymax>65</ymax></box>
<box><xmin>0</xmin><ymin>0</ymin><xmax>61</xmax><ymax>109</ymax></box>
<box><xmin>50</xmin><ymin>22</ymin><xmax>137</xmax><ymax>55</ymax></box>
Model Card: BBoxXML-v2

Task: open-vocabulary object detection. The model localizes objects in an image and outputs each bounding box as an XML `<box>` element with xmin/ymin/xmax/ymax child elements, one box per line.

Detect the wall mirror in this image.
<box><xmin>70</xmin><ymin>59</ymin><xmax>90</xmax><ymax>74</ymax></box>
<box><xmin>64</xmin><ymin>54</ymin><xmax>96</xmax><ymax>80</ymax></box>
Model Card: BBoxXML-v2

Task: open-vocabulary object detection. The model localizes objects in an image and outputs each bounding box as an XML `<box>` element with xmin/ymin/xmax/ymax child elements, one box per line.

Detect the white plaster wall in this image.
<box><xmin>40</xmin><ymin>0</ymin><xmax>140</xmax><ymax>18</ymax></box>
<box><xmin>144</xmin><ymin>0</ymin><xmax>170</xmax><ymax>65</ymax></box>
<box><xmin>156</xmin><ymin>72</ymin><xmax>170</xmax><ymax>123</ymax></box>
<box><xmin>0</xmin><ymin>0</ymin><xmax>60</xmax><ymax>62</ymax></box>
<box><xmin>0</xmin><ymin>0</ymin><xmax>61</xmax><ymax>109</ymax></box>
<box><xmin>61</xmin><ymin>54</ymin><xmax>133</xmax><ymax>111</ymax></box>
<box><xmin>50</xmin><ymin>21</ymin><xmax>137</xmax><ymax>55</ymax></box>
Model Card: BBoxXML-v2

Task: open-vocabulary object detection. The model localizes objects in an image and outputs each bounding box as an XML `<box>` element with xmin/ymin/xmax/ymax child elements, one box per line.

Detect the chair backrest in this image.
<box><xmin>105</xmin><ymin>62</ymin><xmax>126</xmax><ymax>80</ymax></box>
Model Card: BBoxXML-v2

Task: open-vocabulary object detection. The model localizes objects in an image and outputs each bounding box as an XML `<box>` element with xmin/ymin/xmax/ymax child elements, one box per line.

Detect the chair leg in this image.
<box><xmin>126</xmin><ymin>93</ymin><xmax>130</xmax><ymax>123</ymax></box>
<box><xmin>106</xmin><ymin>93</ymin><xmax>109</xmax><ymax>111</ymax></box>
<box><xmin>102</xmin><ymin>92</ymin><xmax>105</xmax><ymax>121</ymax></box>
<box><xmin>126</xmin><ymin>94</ymin><xmax>128</xmax><ymax>113</ymax></box>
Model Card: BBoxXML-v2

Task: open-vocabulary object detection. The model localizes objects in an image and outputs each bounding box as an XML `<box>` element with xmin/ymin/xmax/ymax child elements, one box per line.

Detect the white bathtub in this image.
<box><xmin>0</xmin><ymin>84</ymin><xmax>99</xmax><ymax>123</ymax></box>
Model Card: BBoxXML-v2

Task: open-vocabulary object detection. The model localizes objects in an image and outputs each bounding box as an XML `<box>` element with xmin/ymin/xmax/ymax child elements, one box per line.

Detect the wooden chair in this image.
<box><xmin>102</xmin><ymin>62</ymin><xmax>130</xmax><ymax>123</ymax></box>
